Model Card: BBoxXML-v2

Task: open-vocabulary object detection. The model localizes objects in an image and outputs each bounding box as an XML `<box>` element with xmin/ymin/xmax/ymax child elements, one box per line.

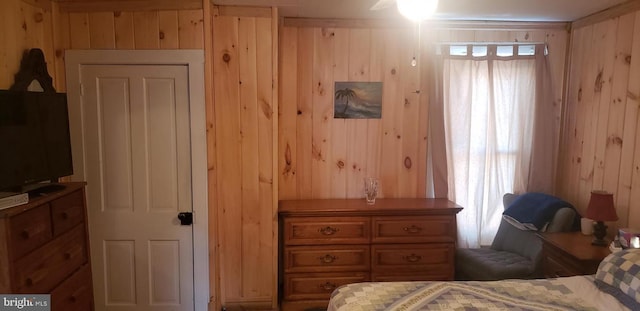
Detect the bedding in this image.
<box><xmin>327</xmin><ymin>276</ymin><xmax>631</xmax><ymax>311</ymax></box>
<box><xmin>594</xmin><ymin>250</ymin><xmax>640</xmax><ymax>310</ymax></box>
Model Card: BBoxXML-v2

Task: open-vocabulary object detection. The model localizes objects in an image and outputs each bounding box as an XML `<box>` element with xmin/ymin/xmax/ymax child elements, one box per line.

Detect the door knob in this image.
<box><xmin>178</xmin><ymin>212</ymin><xmax>193</xmax><ymax>225</ymax></box>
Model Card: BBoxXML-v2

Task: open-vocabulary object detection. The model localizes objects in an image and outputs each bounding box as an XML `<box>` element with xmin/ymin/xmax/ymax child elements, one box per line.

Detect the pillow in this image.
<box><xmin>594</xmin><ymin>249</ymin><xmax>640</xmax><ymax>310</ymax></box>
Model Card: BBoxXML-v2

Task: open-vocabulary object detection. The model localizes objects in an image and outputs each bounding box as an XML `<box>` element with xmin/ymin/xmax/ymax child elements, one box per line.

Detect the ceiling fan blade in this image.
<box><xmin>370</xmin><ymin>0</ymin><xmax>396</xmax><ymax>11</ymax></box>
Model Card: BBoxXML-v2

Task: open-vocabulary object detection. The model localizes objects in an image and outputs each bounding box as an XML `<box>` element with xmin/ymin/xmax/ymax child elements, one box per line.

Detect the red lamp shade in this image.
<box><xmin>585</xmin><ymin>191</ymin><xmax>618</xmax><ymax>222</ymax></box>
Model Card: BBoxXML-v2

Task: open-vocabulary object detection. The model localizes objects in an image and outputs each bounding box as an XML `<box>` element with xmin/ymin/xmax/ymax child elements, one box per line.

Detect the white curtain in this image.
<box><xmin>429</xmin><ymin>44</ymin><xmax>556</xmax><ymax>248</ymax></box>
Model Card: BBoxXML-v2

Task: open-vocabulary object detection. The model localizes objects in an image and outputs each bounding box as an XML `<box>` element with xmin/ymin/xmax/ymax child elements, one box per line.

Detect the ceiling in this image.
<box><xmin>212</xmin><ymin>0</ymin><xmax>628</xmax><ymax>22</ymax></box>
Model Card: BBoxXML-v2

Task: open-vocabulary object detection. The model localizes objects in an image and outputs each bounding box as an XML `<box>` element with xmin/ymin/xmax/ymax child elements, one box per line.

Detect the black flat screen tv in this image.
<box><xmin>0</xmin><ymin>89</ymin><xmax>73</xmax><ymax>193</ymax></box>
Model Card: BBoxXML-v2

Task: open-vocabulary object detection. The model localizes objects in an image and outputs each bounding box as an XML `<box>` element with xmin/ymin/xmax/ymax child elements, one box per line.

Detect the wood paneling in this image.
<box><xmin>279</xmin><ymin>26</ymin><xmax>425</xmax><ymax>200</ymax></box>
<box><xmin>279</xmin><ymin>24</ymin><xmax>568</xmax><ymax>200</ymax></box>
<box><xmin>49</xmin><ymin>3</ymin><xmax>259</xmax><ymax>309</ymax></box>
<box><xmin>211</xmin><ymin>7</ymin><xmax>278</xmax><ymax>308</ymax></box>
<box><xmin>558</xmin><ymin>11</ymin><xmax>640</xmax><ymax>231</ymax></box>
<box><xmin>46</xmin><ymin>6</ymin><xmax>204</xmax><ymax>93</ymax></box>
<box><xmin>54</xmin><ymin>7</ymin><xmax>204</xmax><ymax>57</ymax></box>
<box><xmin>0</xmin><ymin>0</ymin><xmax>56</xmax><ymax>89</ymax></box>
<box><xmin>56</xmin><ymin>0</ymin><xmax>202</xmax><ymax>12</ymax></box>
<box><xmin>178</xmin><ymin>10</ymin><xmax>204</xmax><ymax>49</ymax></box>
<box><xmin>3</xmin><ymin>1</ymin><xmax>269</xmax><ymax>308</ymax></box>
<box><xmin>573</xmin><ymin>0</ymin><xmax>640</xmax><ymax>29</ymax></box>
<box><xmin>1</xmin><ymin>1</ymin><xmax>581</xmax><ymax>308</ymax></box>
<box><xmin>114</xmin><ymin>11</ymin><xmax>134</xmax><ymax>48</ymax></box>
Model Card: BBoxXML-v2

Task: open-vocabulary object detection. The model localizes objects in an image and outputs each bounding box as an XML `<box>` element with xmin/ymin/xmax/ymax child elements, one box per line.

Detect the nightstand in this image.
<box><xmin>537</xmin><ymin>232</ymin><xmax>611</xmax><ymax>278</ymax></box>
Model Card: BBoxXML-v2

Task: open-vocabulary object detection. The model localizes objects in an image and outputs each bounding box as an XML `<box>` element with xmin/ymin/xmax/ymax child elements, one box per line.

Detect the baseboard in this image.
<box><xmin>222</xmin><ymin>300</ymin><xmax>275</xmax><ymax>311</ymax></box>
<box><xmin>280</xmin><ymin>300</ymin><xmax>328</xmax><ymax>311</ymax></box>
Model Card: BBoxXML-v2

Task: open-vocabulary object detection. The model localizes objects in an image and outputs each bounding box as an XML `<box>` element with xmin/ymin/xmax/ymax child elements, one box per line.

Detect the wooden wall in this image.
<box><xmin>279</xmin><ymin>23</ymin><xmax>428</xmax><ymax>200</ymax></box>
<box><xmin>51</xmin><ymin>3</ymin><xmax>204</xmax><ymax>91</ymax></box>
<box><xmin>0</xmin><ymin>0</ymin><xmax>205</xmax><ymax>91</ymax></box>
<box><xmin>2</xmin><ymin>0</ymin><xmax>576</xmax><ymax>308</ymax></box>
<box><xmin>0</xmin><ymin>0</ymin><xmax>56</xmax><ymax>89</ymax></box>
<box><xmin>279</xmin><ymin>21</ymin><xmax>569</xmax><ymax>201</ymax></box>
<box><xmin>50</xmin><ymin>3</ymin><xmax>282</xmax><ymax>309</ymax></box>
<box><xmin>211</xmin><ymin>6</ymin><xmax>278</xmax><ymax>308</ymax></box>
<box><xmin>1</xmin><ymin>0</ymin><xmax>218</xmax><ymax>306</ymax></box>
<box><xmin>557</xmin><ymin>8</ymin><xmax>640</xmax><ymax>231</ymax></box>
<box><xmin>2</xmin><ymin>1</ymin><xmax>279</xmax><ymax>308</ymax></box>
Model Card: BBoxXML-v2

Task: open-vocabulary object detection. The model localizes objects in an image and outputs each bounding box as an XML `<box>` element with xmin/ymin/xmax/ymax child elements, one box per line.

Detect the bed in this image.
<box><xmin>328</xmin><ymin>250</ymin><xmax>640</xmax><ymax>311</ymax></box>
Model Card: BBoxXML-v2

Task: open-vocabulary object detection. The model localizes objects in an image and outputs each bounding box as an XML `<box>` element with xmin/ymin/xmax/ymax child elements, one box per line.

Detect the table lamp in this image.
<box><xmin>585</xmin><ymin>191</ymin><xmax>618</xmax><ymax>246</ymax></box>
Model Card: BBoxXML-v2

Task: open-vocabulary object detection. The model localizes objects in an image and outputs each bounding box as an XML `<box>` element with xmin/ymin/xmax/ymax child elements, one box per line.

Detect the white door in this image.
<box><xmin>80</xmin><ymin>64</ymin><xmax>194</xmax><ymax>311</ymax></box>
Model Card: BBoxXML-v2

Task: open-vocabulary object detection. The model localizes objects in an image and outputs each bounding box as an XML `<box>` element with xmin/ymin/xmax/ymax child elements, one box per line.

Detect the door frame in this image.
<box><xmin>65</xmin><ymin>50</ymin><xmax>209</xmax><ymax>310</ymax></box>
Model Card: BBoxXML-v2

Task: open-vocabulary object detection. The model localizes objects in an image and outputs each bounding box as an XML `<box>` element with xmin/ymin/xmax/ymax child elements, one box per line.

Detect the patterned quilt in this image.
<box><xmin>328</xmin><ymin>279</ymin><xmax>598</xmax><ymax>311</ymax></box>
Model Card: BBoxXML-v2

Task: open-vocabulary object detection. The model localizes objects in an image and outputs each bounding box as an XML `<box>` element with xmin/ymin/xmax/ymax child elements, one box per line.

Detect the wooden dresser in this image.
<box><xmin>538</xmin><ymin>231</ymin><xmax>611</xmax><ymax>278</ymax></box>
<box><xmin>278</xmin><ymin>198</ymin><xmax>462</xmax><ymax>311</ymax></box>
<box><xmin>0</xmin><ymin>182</ymin><xmax>93</xmax><ymax>310</ymax></box>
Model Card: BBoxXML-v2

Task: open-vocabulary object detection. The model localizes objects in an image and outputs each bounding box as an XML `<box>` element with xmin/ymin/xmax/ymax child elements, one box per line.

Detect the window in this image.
<box><xmin>430</xmin><ymin>44</ymin><xmax>550</xmax><ymax>247</ymax></box>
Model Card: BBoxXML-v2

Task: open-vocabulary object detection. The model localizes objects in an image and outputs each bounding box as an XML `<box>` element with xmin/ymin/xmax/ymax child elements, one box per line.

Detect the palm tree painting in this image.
<box><xmin>334</xmin><ymin>82</ymin><xmax>382</xmax><ymax>119</ymax></box>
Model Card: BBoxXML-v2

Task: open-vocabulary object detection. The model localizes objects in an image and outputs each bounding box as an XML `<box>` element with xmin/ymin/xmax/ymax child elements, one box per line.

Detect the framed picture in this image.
<box><xmin>334</xmin><ymin>81</ymin><xmax>382</xmax><ymax>119</ymax></box>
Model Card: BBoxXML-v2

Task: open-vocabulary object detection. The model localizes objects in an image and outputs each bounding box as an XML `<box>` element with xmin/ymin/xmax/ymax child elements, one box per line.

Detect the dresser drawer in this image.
<box><xmin>284</xmin><ymin>272</ymin><xmax>368</xmax><ymax>301</ymax></box>
<box><xmin>284</xmin><ymin>245</ymin><xmax>370</xmax><ymax>273</ymax></box>
<box><xmin>371</xmin><ymin>244</ymin><xmax>454</xmax><ymax>273</ymax></box>
<box><xmin>51</xmin><ymin>190</ymin><xmax>84</xmax><ymax>236</ymax></box>
<box><xmin>372</xmin><ymin>216</ymin><xmax>456</xmax><ymax>243</ymax></box>
<box><xmin>51</xmin><ymin>264</ymin><xmax>92</xmax><ymax>311</ymax></box>
<box><xmin>13</xmin><ymin>225</ymin><xmax>87</xmax><ymax>293</ymax></box>
<box><xmin>9</xmin><ymin>204</ymin><xmax>53</xmax><ymax>260</ymax></box>
<box><xmin>284</xmin><ymin>217</ymin><xmax>370</xmax><ymax>245</ymax></box>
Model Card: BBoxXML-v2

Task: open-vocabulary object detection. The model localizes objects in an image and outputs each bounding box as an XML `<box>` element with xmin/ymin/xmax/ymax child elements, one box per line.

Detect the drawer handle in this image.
<box><xmin>403</xmin><ymin>253</ymin><xmax>422</xmax><ymax>263</ymax></box>
<box><xmin>318</xmin><ymin>226</ymin><xmax>339</xmax><ymax>235</ymax></box>
<box><xmin>25</xmin><ymin>278</ymin><xmax>33</xmax><ymax>287</ymax></box>
<box><xmin>319</xmin><ymin>282</ymin><xmax>337</xmax><ymax>291</ymax></box>
<box><xmin>21</xmin><ymin>230</ymin><xmax>30</xmax><ymax>239</ymax></box>
<box><xmin>403</xmin><ymin>225</ymin><xmax>422</xmax><ymax>234</ymax></box>
<box><xmin>62</xmin><ymin>212</ymin><xmax>69</xmax><ymax>220</ymax></box>
<box><xmin>64</xmin><ymin>252</ymin><xmax>72</xmax><ymax>260</ymax></box>
<box><xmin>318</xmin><ymin>254</ymin><xmax>338</xmax><ymax>263</ymax></box>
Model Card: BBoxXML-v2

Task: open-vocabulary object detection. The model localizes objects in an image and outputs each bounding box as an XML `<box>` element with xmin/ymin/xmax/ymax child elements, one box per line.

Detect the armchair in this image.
<box><xmin>455</xmin><ymin>193</ymin><xmax>576</xmax><ymax>280</ymax></box>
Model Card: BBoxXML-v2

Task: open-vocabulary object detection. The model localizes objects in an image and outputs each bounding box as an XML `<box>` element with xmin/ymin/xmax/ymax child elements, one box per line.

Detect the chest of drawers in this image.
<box><xmin>279</xmin><ymin>198</ymin><xmax>462</xmax><ymax>311</ymax></box>
<box><xmin>538</xmin><ymin>232</ymin><xmax>610</xmax><ymax>278</ymax></box>
<box><xmin>0</xmin><ymin>183</ymin><xmax>93</xmax><ymax>311</ymax></box>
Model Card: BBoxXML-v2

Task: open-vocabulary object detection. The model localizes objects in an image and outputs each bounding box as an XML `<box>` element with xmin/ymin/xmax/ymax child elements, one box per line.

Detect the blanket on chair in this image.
<box><xmin>502</xmin><ymin>192</ymin><xmax>573</xmax><ymax>231</ymax></box>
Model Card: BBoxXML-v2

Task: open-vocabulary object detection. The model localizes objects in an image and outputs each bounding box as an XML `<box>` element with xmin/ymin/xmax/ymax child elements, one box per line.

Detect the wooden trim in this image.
<box><xmin>56</xmin><ymin>0</ymin><xmax>202</xmax><ymax>12</ymax></box>
<box><xmin>270</xmin><ymin>6</ymin><xmax>279</xmax><ymax>311</ymax></box>
<box><xmin>21</xmin><ymin>0</ymin><xmax>52</xmax><ymax>10</ymax></box>
<box><xmin>557</xmin><ymin>22</ymin><xmax>574</xmax><ymax>191</ymax></box>
<box><xmin>431</xmin><ymin>20</ymin><xmax>570</xmax><ymax>31</ymax></box>
<box><xmin>572</xmin><ymin>0</ymin><xmax>640</xmax><ymax>29</ymax></box>
<box><xmin>221</xmin><ymin>300</ymin><xmax>274</xmax><ymax>310</ymax></box>
<box><xmin>283</xmin><ymin>17</ymin><xmax>413</xmax><ymax>28</ymax></box>
<box><xmin>283</xmin><ymin>17</ymin><xmax>568</xmax><ymax>31</ymax></box>
<box><xmin>217</xmin><ymin>5</ymin><xmax>271</xmax><ymax>18</ymax></box>
<box><xmin>203</xmin><ymin>1</ymin><xmax>219</xmax><ymax>310</ymax></box>
<box><xmin>212</xmin><ymin>0</ymin><xmax>296</xmax><ymax>5</ymax></box>
<box><xmin>185</xmin><ymin>49</ymin><xmax>210</xmax><ymax>311</ymax></box>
